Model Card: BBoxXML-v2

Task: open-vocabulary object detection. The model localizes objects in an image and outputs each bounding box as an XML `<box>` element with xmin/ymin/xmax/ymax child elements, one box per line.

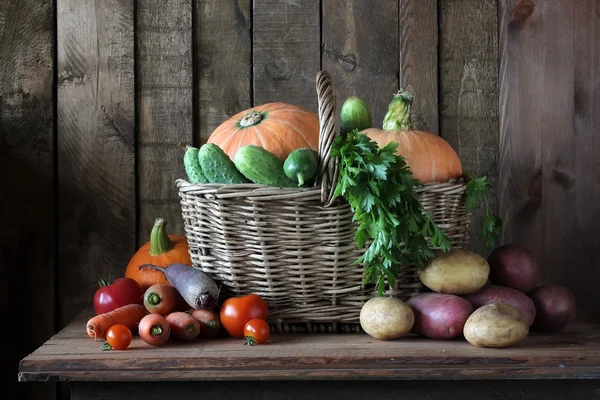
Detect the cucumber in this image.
<box><xmin>198</xmin><ymin>143</ymin><xmax>249</xmax><ymax>184</ymax></box>
<box><xmin>180</xmin><ymin>142</ymin><xmax>208</xmax><ymax>183</ymax></box>
<box><xmin>233</xmin><ymin>145</ymin><xmax>297</xmax><ymax>187</ymax></box>
<box><xmin>283</xmin><ymin>148</ymin><xmax>318</xmax><ymax>187</ymax></box>
<box><xmin>340</xmin><ymin>95</ymin><xmax>372</xmax><ymax>135</ymax></box>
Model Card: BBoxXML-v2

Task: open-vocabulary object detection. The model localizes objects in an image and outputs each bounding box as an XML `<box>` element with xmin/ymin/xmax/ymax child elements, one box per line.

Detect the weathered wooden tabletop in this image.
<box><xmin>18</xmin><ymin>311</ymin><xmax>600</xmax><ymax>383</ymax></box>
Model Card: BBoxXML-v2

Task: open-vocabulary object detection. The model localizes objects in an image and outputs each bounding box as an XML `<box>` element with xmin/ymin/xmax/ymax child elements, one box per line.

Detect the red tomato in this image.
<box><xmin>243</xmin><ymin>319</ymin><xmax>270</xmax><ymax>345</ymax></box>
<box><xmin>93</xmin><ymin>277</ymin><xmax>144</xmax><ymax>315</ymax></box>
<box><xmin>106</xmin><ymin>325</ymin><xmax>132</xmax><ymax>350</ymax></box>
<box><xmin>220</xmin><ymin>294</ymin><xmax>268</xmax><ymax>338</ymax></box>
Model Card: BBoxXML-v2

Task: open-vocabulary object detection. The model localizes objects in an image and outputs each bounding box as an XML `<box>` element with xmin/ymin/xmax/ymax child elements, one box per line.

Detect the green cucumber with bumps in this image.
<box><xmin>180</xmin><ymin>142</ymin><xmax>208</xmax><ymax>183</ymax></box>
<box><xmin>233</xmin><ymin>145</ymin><xmax>297</xmax><ymax>187</ymax></box>
<box><xmin>283</xmin><ymin>148</ymin><xmax>318</xmax><ymax>187</ymax></box>
<box><xmin>198</xmin><ymin>143</ymin><xmax>249</xmax><ymax>184</ymax></box>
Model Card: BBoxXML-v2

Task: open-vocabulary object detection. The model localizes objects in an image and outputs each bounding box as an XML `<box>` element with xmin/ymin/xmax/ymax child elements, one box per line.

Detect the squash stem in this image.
<box><xmin>239</xmin><ymin>111</ymin><xmax>263</xmax><ymax>127</ymax></box>
<box><xmin>297</xmin><ymin>173</ymin><xmax>305</xmax><ymax>187</ymax></box>
<box><xmin>382</xmin><ymin>89</ymin><xmax>413</xmax><ymax>131</ymax></box>
<box><xmin>149</xmin><ymin>218</ymin><xmax>174</xmax><ymax>256</ymax></box>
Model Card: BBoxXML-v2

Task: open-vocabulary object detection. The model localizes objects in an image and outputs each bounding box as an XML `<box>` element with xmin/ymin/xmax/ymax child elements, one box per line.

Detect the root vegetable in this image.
<box><xmin>359</xmin><ymin>297</ymin><xmax>414</xmax><ymax>340</ymax></box>
<box><xmin>166</xmin><ymin>312</ymin><xmax>201</xmax><ymax>341</ymax></box>
<box><xmin>86</xmin><ymin>304</ymin><xmax>148</xmax><ymax>339</ymax></box>
<box><xmin>529</xmin><ymin>284</ymin><xmax>577</xmax><ymax>332</ymax></box>
<box><xmin>487</xmin><ymin>243</ymin><xmax>542</xmax><ymax>293</ymax></box>
<box><xmin>419</xmin><ymin>249</ymin><xmax>490</xmax><ymax>295</ymax></box>
<box><xmin>463</xmin><ymin>303</ymin><xmax>529</xmax><ymax>348</ymax></box>
<box><xmin>463</xmin><ymin>284</ymin><xmax>536</xmax><ymax>326</ymax></box>
<box><xmin>406</xmin><ymin>293</ymin><xmax>473</xmax><ymax>340</ymax></box>
<box><xmin>143</xmin><ymin>284</ymin><xmax>181</xmax><ymax>315</ymax></box>
<box><xmin>188</xmin><ymin>308</ymin><xmax>221</xmax><ymax>337</ymax></box>
<box><xmin>139</xmin><ymin>263</ymin><xmax>219</xmax><ymax>310</ymax></box>
<box><xmin>139</xmin><ymin>314</ymin><xmax>171</xmax><ymax>346</ymax></box>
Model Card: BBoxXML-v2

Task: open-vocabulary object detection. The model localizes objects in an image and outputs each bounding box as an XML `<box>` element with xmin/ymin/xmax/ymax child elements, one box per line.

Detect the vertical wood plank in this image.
<box><xmin>196</xmin><ymin>0</ymin><xmax>251</xmax><ymax>143</ymax></box>
<box><xmin>57</xmin><ymin>0</ymin><xmax>135</xmax><ymax>325</ymax></box>
<box><xmin>399</xmin><ymin>0</ymin><xmax>439</xmax><ymax>134</ymax></box>
<box><xmin>137</xmin><ymin>0</ymin><xmax>193</xmax><ymax>240</ymax></box>
<box><xmin>440</xmin><ymin>0</ymin><xmax>499</xmax><ymax>253</ymax></box>
<box><xmin>0</xmin><ymin>2</ymin><xmax>55</xmax><ymax>399</ymax></box>
<box><xmin>500</xmin><ymin>0</ymin><xmax>600</xmax><ymax>321</ymax></box>
<box><xmin>322</xmin><ymin>0</ymin><xmax>399</xmax><ymax>128</ymax></box>
<box><xmin>253</xmin><ymin>0</ymin><xmax>320</xmax><ymax>112</ymax></box>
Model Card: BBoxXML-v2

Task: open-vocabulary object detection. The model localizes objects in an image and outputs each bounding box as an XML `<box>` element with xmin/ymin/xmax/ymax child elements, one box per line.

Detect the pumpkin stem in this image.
<box><xmin>382</xmin><ymin>89</ymin><xmax>413</xmax><ymax>131</ymax></box>
<box><xmin>239</xmin><ymin>111</ymin><xmax>263</xmax><ymax>127</ymax></box>
<box><xmin>149</xmin><ymin>218</ymin><xmax>174</xmax><ymax>256</ymax></box>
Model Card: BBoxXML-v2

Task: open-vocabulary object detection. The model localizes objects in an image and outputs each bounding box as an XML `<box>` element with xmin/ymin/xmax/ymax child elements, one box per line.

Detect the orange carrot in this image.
<box><xmin>86</xmin><ymin>304</ymin><xmax>148</xmax><ymax>339</ymax></box>
<box><xmin>143</xmin><ymin>284</ymin><xmax>181</xmax><ymax>315</ymax></box>
<box><xmin>166</xmin><ymin>311</ymin><xmax>201</xmax><ymax>341</ymax></box>
<box><xmin>188</xmin><ymin>308</ymin><xmax>221</xmax><ymax>337</ymax></box>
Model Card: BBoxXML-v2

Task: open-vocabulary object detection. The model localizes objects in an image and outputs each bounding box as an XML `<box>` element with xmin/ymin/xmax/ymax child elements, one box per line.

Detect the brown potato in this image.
<box><xmin>462</xmin><ymin>284</ymin><xmax>536</xmax><ymax>326</ymax></box>
<box><xmin>359</xmin><ymin>297</ymin><xmax>414</xmax><ymax>340</ymax></box>
<box><xmin>419</xmin><ymin>249</ymin><xmax>490</xmax><ymax>295</ymax></box>
<box><xmin>463</xmin><ymin>303</ymin><xmax>529</xmax><ymax>348</ymax></box>
<box><xmin>406</xmin><ymin>293</ymin><xmax>473</xmax><ymax>339</ymax></box>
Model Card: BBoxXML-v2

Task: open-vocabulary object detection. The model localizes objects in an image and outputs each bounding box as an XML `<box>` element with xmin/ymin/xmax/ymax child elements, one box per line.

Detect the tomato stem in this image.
<box><xmin>147</xmin><ymin>293</ymin><xmax>161</xmax><ymax>306</ymax></box>
<box><xmin>243</xmin><ymin>336</ymin><xmax>258</xmax><ymax>346</ymax></box>
<box><xmin>151</xmin><ymin>325</ymin><xmax>163</xmax><ymax>337</ymax></box>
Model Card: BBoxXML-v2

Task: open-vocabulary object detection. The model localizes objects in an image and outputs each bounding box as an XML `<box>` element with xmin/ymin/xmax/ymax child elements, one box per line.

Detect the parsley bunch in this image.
<box><xmin>464</xmin><ymin>175</ymin><xmax>503</xmax><ymax>252</ymax></box>
<box><xmin>331</xmin><ymin>130</ymin><xmax>451</xmax><ymax>295</ymax></box>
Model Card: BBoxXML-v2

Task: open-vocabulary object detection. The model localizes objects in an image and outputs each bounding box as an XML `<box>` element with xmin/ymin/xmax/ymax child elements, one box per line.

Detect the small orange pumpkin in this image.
<box><xmin>363</xmin><ymin>91</ymin><xmax>462</xmax><ymax>183</ymax></box>
<box><xmin>207</xmin><ymin>102</ymin><xmax>320</xmax><ymax>162</ymax></box>
<box><xmin>124</xmin><ymin>218</ymin><xmax>192</xmax><ymax>291</ymax></box>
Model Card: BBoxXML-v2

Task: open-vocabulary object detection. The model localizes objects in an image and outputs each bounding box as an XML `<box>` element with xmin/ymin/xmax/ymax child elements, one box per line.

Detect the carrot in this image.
<box><xmin>188</xmin><ymin>308</ymin><xmax>221</xmax><ymax>337</ymax></box>
<box><xmin>143</xmin><ymin>284</ymin><xmax>181</xmax><ymax>315</ymax></box>
<box><xmin>139</xmin><ymin>314</ymin><xmax>170</xmax><ymax>346</ymax></box>
<box><xmin>86</xmin><ymin>304</ymin><xmax>147</xmax><ymax>339</ymax></box>
<box><xmin>166</xmin><ymin>311</ymin><xmax>201</xmax><ymax>341</ymax></box>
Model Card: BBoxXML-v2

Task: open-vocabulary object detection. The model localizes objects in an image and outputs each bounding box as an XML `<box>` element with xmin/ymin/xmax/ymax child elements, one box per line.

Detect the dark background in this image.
<box><xmin>2</xmin><ymin>0</ymin><xmax>599</xmax><ymax>399</ymax></box>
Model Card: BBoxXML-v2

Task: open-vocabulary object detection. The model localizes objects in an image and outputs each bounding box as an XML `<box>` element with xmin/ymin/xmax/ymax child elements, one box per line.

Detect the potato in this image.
<box><xmin>359</xmin><ymin>297</ymin><xmax>414</xmax><ymax>340</ymax></box>
<box><xmin>418</xmin><ymin>249</ymin><xmax>490</xmax><ymax>295</ymax></box>
<box><xmin>463</xmin><ymin>303</ymin><xmax>529</xmax><ymax>348</ymax></box>
<box><xmin>529</xmin><ymin>284</ymin><xmax>577</xmax><ymax>332</ymax></box>
<box><xmin>406</xmin><ymin>293</ymin><xmax>473</xmax><ymax>339</ymax></box>
<box><xmin>487</xmin><ymin>243</ymin><xmax>542</xmax><ymax>293</ymax></box>
<box><xmin>462</xmin><ymin>284</ymin><xmax>536</xmax><ymax>327</ymax></box>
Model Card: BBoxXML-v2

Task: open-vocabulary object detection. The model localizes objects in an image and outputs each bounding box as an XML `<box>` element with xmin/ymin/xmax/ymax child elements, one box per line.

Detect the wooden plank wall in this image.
<box><xmin>2</xmin><ymin>0</ymin><xmax>600</xmax><ymax>399</ymax></box>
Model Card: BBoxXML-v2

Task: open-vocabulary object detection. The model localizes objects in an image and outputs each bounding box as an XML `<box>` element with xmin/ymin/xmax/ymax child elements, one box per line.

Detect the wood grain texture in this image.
<box><xmin>0</xmin><ymin>1</ymin><xmax>55</xmax><ymax>399</ymax></box>
<box><xmin>137</xmin><ymin>0</ymin><xmax>193</xmax><ymax>240</ymax></box>
<box><xmin>196</xmin><ymin>0</ymin><xmax>251</xmax><ymax>143</ymax></box>
<box><xmin>71</xmin><ymin>380</ymin><xmax>600</xmax><ymax>400</ymax></box>
<box><xmin>57</xmin><ymin>0</ymin><xmax>135</xmax><ymax>325</ymax></box>
<box><xmin>399</xmin><ymin>0</ymin><xmax>439</xmax><ymax>134</ymax></box>
<box><xmin>253</xmin><ymin>0</ymin><xmax>320</xmax><ymax>112</ymax></box>
<box><xmin>499</xmin><ymin>0</ymin><xmax>600</xmax><ymax>321</ymax></box>
<box><xmin>19</xmin><ymin>311</ymin><xmax>600</xmax><ymax>382</ymax></box>
<box><xmin>440</xmin><ymin>0</ymin><xmax>499</xmax><ymax>254</ymax></box>
<box><xmin>322</xmin><ymin>0</ymin><xmax>399</xmax><ymax>129</ymax></box>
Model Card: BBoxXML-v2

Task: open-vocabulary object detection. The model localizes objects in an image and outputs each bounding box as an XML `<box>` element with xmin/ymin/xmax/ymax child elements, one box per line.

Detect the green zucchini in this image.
<box><xmin>283</xmin><ymin>148</ymin><xmax>318</xmax><ymax>186</ymax></box>
<box><xmin>198</xmin><ymin>143</ymin><xmax>249</xmax><ymax>184</ymax></box>
<box><xmin>340</xmin><ymin>95</ymin><xmax>372</xmax><ymax>135</ymax></box>
<box><xmin>233</xmin><ymin>145</ymin><xmax>297</xmax><ymax>187</ymax></box>
<box><xmin>180</xmin><ymin>142</ymin><xmax>208</xmax><ymax>183</ymax></box>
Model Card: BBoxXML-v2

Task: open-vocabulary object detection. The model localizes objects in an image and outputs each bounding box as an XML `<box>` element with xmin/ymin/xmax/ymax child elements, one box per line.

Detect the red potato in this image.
<box><xmin>462</xmin><ymin>285</ymin><xmax>537</xmax><ymax>327</ymax></box>
<box><xmin>529</xmin><ymin>284</ymin><xmax>577</xmax><ymax>332</ymax></box>
<box><xmin>487</xmin><ymin>243</ymin><xmax>542</xmax><ymax>293</ymax></box>
<box><xmin>166</xmin><ymin>312</ymin><xmax>201</xmax><ymax>341</ymax></box>
<box><xmin>138</xmin><ymin>314</ymin><xmax>171</xmax><ymax>346</ymax></box>
<box><xmin>406</xmin><ymin>293</ymin><xmax>473</xmax><ymax>340</ymax></box>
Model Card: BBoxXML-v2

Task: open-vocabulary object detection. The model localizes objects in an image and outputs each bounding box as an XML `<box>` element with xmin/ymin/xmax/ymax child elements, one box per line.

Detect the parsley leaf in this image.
<box><xmin>331</xmin><ymin>130</ymin><xmax>452</xmax><ymax>295</ymax></box>
<box><xmin>465</xmin><ymin>174</ymin><xmax>503</xmax><ymax>252</ymax></box>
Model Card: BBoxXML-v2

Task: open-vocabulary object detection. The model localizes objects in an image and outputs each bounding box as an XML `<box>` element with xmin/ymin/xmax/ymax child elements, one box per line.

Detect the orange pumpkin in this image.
<box><xmin>207</xmin><ymin>102</ymin><xmax>320</xmax><ymax>161</ymax></box>
<box><xmin>364</xmin><ymin>91</ymin><xmax>462</xmax><ymax>183</ymax></box>
<box><xmin>124</xmin><ymin>218</ymin><xmax>192</xmax><ymax>291</ymax></box>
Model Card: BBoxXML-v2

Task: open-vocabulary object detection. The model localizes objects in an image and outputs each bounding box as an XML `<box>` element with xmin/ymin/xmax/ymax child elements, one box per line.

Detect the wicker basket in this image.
<box><xmin>177</xmin><ymin>71</ymin><xmax>471</xmax><ymax>333</ymax></box>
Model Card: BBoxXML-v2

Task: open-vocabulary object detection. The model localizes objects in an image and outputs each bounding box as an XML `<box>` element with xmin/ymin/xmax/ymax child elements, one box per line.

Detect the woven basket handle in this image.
<box><xmin>315</xmin><ymin>71</ymin><xmax>339</xmax><ymax>207</ymax></box>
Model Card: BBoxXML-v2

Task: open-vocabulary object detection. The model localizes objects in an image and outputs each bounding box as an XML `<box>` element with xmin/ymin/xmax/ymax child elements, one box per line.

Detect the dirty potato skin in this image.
<box><xmin>463</xmin><ymin>303</ymin><xmax>529</xmax><ymax>348</ymax></box>
<box><xmin>419</xmin><ymin>249</ymin><xmax>490</xmax><ymax>295</ymax></box>
<box><xmin>359</xmin><ymin>297</ymin><xmax>414</xmax><ymax>340</ymax></box>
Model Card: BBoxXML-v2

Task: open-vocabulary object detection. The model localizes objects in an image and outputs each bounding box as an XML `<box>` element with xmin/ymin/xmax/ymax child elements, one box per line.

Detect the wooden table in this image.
<box><xmin>18</xmin><ymin>313</ymin><xmax>600</xmax><ymax>400</ymax></box>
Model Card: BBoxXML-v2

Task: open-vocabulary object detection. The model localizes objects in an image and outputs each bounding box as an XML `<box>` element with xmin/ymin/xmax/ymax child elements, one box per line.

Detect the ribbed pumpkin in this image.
<box><xmin>124</xmin><ymin>218</ymin><xmax>192</xmax><ymax>291</ymax></box>
<box><xmin>363</xmin><ymin>90</ymin><xmax>462</xmax><ymax>183</ymax></box>
<box><xmin>207</xmin><ymin>102</ymin><xmax>320</xmax><ymax>161</ymax></box>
